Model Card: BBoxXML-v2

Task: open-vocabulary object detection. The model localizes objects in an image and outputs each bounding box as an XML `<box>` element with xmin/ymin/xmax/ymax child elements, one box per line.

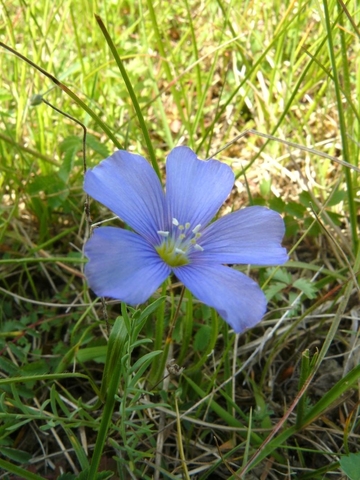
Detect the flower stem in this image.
<box><xmin>149</xmin><ymin>286</ymin><xmax>185</xmax><ymax>386</ymax></box>
<box><xmin>148</xmin><ymin>283</ymin><xmax>167</xmax><ymax>385</ymax></box>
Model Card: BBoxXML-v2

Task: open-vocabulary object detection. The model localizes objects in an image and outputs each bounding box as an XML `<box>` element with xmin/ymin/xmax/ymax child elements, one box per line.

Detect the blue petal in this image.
<box><xmin>165</xmin><ymin>146</ymin><xmax>234</xmax><ymax>229</ymax></box>
<box><xmin>199</xmin><ymin>206</ymin><xmax>288</xmax><ymax>265</ymax></box>
<box><xmin>84</xmin><ymin>227</ymin><xmax>170</xmax><ymax>304</ymax></box>
<box><xmin>174</xmin><ymin>263</ymin><xmax>267</xmax><ymax>333</ymax></box>
<box><xmin>84</xmin><ymin>151</ymin><xmax>165</xmax><ymax>245</ymax></box>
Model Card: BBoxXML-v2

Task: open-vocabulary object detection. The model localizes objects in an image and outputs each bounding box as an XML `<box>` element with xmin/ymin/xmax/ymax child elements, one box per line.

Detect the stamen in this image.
<box><xmin>156</xmin><ymin>217</ymin><xmax>204</xmax><ymax>267</ymax></box>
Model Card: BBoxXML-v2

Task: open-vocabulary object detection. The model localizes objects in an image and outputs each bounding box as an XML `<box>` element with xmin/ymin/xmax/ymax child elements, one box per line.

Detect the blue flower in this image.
<box><xmin>84</xmin><ymin>146</ymin><xmax>288</xmax><ymax>333</ymax></box>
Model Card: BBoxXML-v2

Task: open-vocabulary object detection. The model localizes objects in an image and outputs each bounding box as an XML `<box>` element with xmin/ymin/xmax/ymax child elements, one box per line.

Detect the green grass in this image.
<box><xmin>1</xmin><ymin>1</ymin><xmax>360</xmax><ymax>479</ymax></box>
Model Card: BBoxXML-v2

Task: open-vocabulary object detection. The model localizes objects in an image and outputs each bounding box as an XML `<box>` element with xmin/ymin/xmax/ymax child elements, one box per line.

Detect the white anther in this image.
<box><xmin>172</xmin><ymin>218</ymin><xmax>179</xmax><ymax>226</ymax></box>
<box><xmin>175</xmin><ymin>248</ymin><xmax>185</xmax><ymax>254</ymax></box>
<box><xmin>192</xmin><ymin>224</ymin><xmax>201</xmax><ymax>234</ymax></box>
<box><xmin>194</xmin><ymin>244</ymin><xmax>204</xmax><ymax>252</ymax></box>
<box><xmin>157</xmin><ymin>230</ymin><xmax>169</xmax><ymax>237</ymax></box>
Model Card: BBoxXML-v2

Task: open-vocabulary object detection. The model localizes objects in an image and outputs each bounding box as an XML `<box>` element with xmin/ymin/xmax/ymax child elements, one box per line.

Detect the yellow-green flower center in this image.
<box><xmin>155</xmin><ymin>218</ymin><xmax>204</xmax><ymax>268</ymax></box>
<box><xmin>156</xmin><ymin>239</ymin><xmax>189</xmax><ymax>267</ymax></box>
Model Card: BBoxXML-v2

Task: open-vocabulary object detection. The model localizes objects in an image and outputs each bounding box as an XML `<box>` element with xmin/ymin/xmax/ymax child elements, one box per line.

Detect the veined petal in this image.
<box><xmin>174</xmin><ymin>263</ymin><xmax>267</xmax><ymax>333</ymax></box>
<box><xmin>199</xmin><ymin>206</ymin><xmax>288</xmax><ymax>265</ymax></box>
<box><xmin>165</xmin><ymin>146</ymin><xmax>234</xmax><ymax>228</ymax></box>
<box><xmin>84</xmin><ymin>150</ymin><xmax>165</xmax><ymax>244</ymax></box>
<box><xmin>84</xmin><ymin>227</ymin><xmax>170</xmax><ymax>305</ymax></box>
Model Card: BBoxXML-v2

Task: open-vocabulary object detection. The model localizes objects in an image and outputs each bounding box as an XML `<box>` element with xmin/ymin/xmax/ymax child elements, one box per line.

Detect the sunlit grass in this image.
<box><xmin>0</xmin><ymin>0</ymin><xmax>359</xmax><ymax>479</ymax></box>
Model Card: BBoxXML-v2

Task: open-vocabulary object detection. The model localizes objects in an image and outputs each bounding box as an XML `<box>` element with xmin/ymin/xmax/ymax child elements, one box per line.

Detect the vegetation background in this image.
<box><xmin>0</xmin><ymin>0</ymin><xmax>359</xmax><ymax>479</ymax></box>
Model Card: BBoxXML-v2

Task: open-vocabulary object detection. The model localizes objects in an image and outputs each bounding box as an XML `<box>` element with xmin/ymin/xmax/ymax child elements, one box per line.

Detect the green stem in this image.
<box><xmin>186</xmin><ymin>309</ymin><xmax>219</xmax><ymax>373</ymax></box>
<box><xmin>295</xmin><ymin>349</ymin><xmax>310</xmax><ymax>429</ymax></box>
<box><xmin>149</xmin><ymin>287</ymin><xmax>185</xmax><ymax>386</ymax></box>
<box><xmin>88</xmin><ymin>318</ymin><xmax>128</xmax><ymax>479</ymax></box>
<box><xmin>148</xmin><ymin>283</ymin><xmax>167</xmax><ymax>384</ymax></box>
<box><xmin>0</xmin><ymin>257</ymin><xmax>85</xmax><ymax>265</ymax></box>
<box><xmin>323</xmin><ymin>0</ymin><xmax>358</xmax><ymax>250</ymax></box>
<box><xmin>94</xmin><ymin>15</ymin><xmax>160</xmax><ymax>179</ymax></box>
<box><xmin>177</xmin><ymin>289</ymin><xmax>193</xmax><ymax>365</ymax></box>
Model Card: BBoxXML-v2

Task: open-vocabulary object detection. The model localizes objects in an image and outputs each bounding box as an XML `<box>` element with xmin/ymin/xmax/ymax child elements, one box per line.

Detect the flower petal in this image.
<box><xmin>84</xmin><ymin>227</ymin><xmax>170</xmax><ymax>304</ymax></box>
<box><xmin>84</xmin><ymin>151</ymin><xmax>165</xmax><ymax>244</ymax></box>
<box><xmin>174</xmin><ymin>263</ymin><xmax>267</xmax><ymax>333</ymax></box>
<box><xmin>199</xmin><ymin>206</ymin><xmax>288</xmax><ymax>265</ymax></box>
<box><xmin>165</xmin><ymin>146</ymin><xmax>234</xmax><ymax>228</ymax></box>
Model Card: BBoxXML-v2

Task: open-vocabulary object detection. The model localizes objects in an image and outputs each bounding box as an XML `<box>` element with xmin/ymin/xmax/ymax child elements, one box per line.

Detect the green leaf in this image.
<box><xmin>59</xmin><ymin>135</ymin><xmax>82</xmax><ymax>153</ymax></box>
<box><xmin>340</xmin><ymin>453</ymin><xmax>360</xmax><ymax>480</ymax></box>
<box><xmin>86</xmin><ymin>133</ymin><xmax>109</xmax><ymax>158</ymax></box>
<box><xmin>285</xmin><ymin>201</ymin><xmax>307</xmax><ymax>218</ymax></box>
<box><xmin>299</xmin><ymin>190</ymin><xmax>313</xmax><ymax>207</ymax></box>
<box><xmin>59</xmin><ymin>147</ymin><xmax>78</xmax><ymax>182</ymax></box>
<box><xmin>269</xmin><ymin>267</ymin><xmax>292</xmax><ymax>284</ymax></box>
<box><xmin>28</xmin><ymin>174</ymin><xmax>69</xmax><ymax>209</ymax></box>
<box><xmin>0</xmin><ymin>357</ymin><xmax>20</xmax><ymax>376</ymax></box>
<box><xmin>59</xmin><ymin>135</ymin><xmax>82</xmax><ymax>182</ymax></box>
<box><xmin>293</xmin><ymin>278</ymin><xmax>318</xmax><ymax>299</ymax></box>
<box><xmin>268</xmin><ymin>196</ymin><xmax>286</xmax><ymax>213</ymax></box>
<box><xmin>326</xmin><ymin>210</ymin><xmax>343</xmax><ymax>226</ymax></box>
<box><xmin>100</xmin><ymin>318</ymin><xmax>128</xmax><ymax>401</ymax></box>
<box><xmin>265</xmin><ymin>282</ymin><xmax>287</xmax><ymax>301</ymax></box>
<box><xmin>304</xmin><ymin>217</ymin><xmax>321</xmax><ymax>236</ymax></box>
<box><xmin>327</xmin><ymin>189</ymin><xmax>346</xmax><ymax>207</ymax></box>
<box><xmin>0</xmin><ymin>458</ymin><xmax>46</xmax><ymax>480</ymax></box>
<box><xmin>20</xmin><ymin>359</ymin><xmax>49</xmax><ymax>376</ymax></box>
<box><xmin>193</xmin><ymin>325</ymin><xmax>212</xmax><ymax>352</ymax></box>
<box><xmin>128</xmin><ymin>350</ymin><xmax>162</xmax><ymax>376</ymax></box>
<box><xmin>0</xmin><ymin>447</ymin><xmax>32</xmax><ymax>464</ymax></box>
<box><xmin>76</xmin><ymin>346</ymin><xmax>107</xmax><ymax>364</ymax></box>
